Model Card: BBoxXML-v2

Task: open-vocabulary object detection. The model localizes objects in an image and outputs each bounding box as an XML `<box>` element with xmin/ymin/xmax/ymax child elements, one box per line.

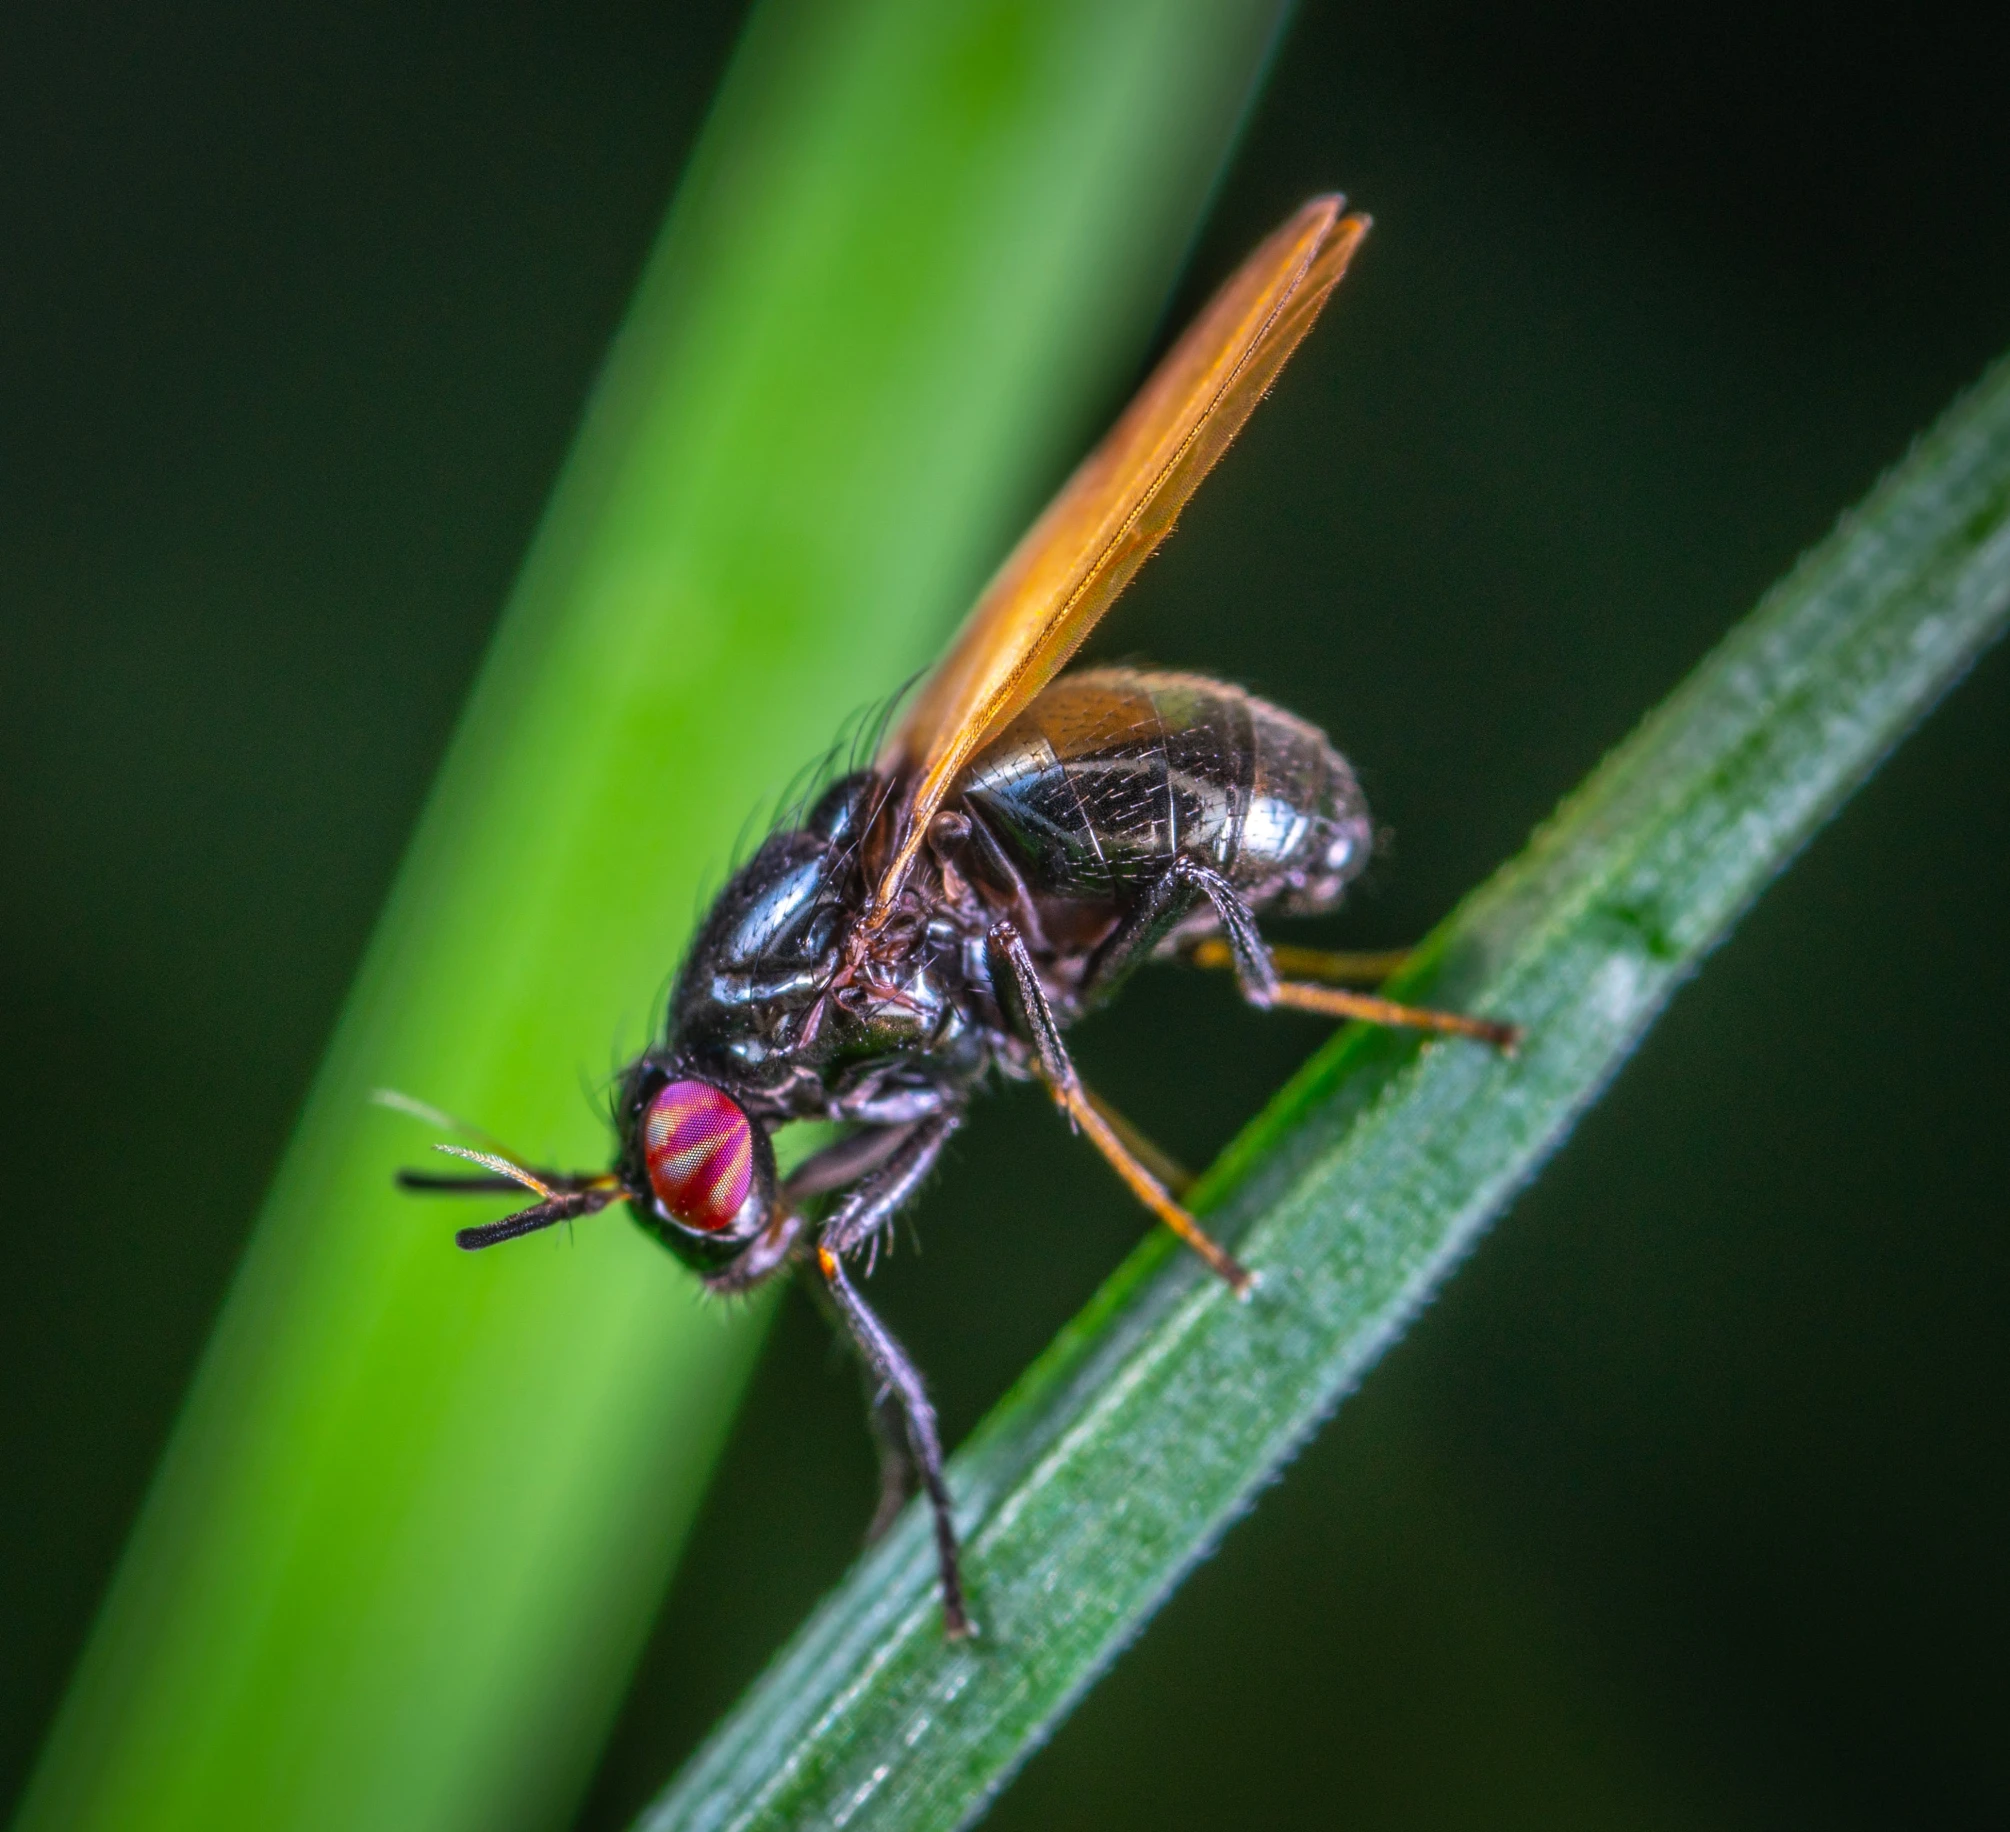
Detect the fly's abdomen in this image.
<box><xmin>955</xmin><ymin>667</ymin><xmax>1372</xmax><ymax>914</ymax></box>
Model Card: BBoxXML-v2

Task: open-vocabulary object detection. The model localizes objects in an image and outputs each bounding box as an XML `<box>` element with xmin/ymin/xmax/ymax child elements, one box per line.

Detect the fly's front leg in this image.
<box><xmin>809</xmin><ymin>1112</ymin><xmax>968</xmax><ymax>1620</ymax></box>
<box><xmin>779</xmin><ymin>1123</ymin><xmax>918</xmax><ymax>1203</ymax></box>
<box><xmin>757</xmin><ymin>1120</ymin><xmax>952</xmax><ymax>1554</ymax></box>
<box><xmin>818</xmin><ymin>1113</ymin><xmax>960</xmax><ymax>1259</ymax></box>
<box><xmin>799</xmin><ymin>1268</ymin><xmax>920</xmax><ymax>1544</ymax></box>
<box><xmin>814</xmin><ymin>1244</ymin><xmax>973</xmax><ymax>1638</ymax></box>
<box><xmin>988</xmin><ymin>918</ymin><xmax>1253</xmax><ymax>1295</ymax></box>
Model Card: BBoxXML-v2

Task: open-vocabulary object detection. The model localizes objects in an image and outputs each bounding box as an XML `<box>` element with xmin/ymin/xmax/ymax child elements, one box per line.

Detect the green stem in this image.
<box><xmin>639</xmin><ymin>359</ymin><xmax>2010</xmax><ymax>1831</ymax></box>
<box><xmin>16</xmin><ymin>5</ymin><xmax>1289</xmax><ymax>1830</ymax></box>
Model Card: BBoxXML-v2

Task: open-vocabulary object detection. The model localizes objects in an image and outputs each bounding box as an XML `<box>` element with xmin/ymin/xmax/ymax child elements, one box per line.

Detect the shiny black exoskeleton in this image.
<box><xmin>600</xmin><ymin>669</ymin><xmax>1371</xmax><ymax>1628</ymax></box>
<box><xmin>626</xmin><ymin>667</ymin><xmax>1371</xmax><ymax>1246</ymax></box>
<box><xmin>391</xmin><ymin>197</ymin><xmax>1531</xmax><ymax>1639</ymax></box>
<box><xmin>421</xmin><ymin>666</ymin><xmax>1399</xmax><ymax>1638</ymax></box>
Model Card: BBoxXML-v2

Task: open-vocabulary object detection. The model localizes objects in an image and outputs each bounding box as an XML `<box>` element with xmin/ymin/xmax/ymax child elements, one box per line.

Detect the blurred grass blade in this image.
<box><xmin>640</xmin><ymin>360</ymin><xmax>2010</xmax><ymax>1832</ymax></box>
<box><xmin>15</xmin><ymin>3</ymin><xmax>1291</xmax><ymax>1829</ymax></box>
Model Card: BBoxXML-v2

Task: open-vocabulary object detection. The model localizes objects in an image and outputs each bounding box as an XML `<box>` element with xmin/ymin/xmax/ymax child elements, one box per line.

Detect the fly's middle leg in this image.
<box><xmin>987</xmin><ymin>918</ymin><xmax>1253</xmax><ymax>1296</ymax></box>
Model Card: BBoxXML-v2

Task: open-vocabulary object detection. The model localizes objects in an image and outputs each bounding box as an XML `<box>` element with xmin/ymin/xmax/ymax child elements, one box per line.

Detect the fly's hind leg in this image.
<box><xmin>1081</xmin><ymin>1085</ymin><xmax>1194</xmax><ymax>1196</ymax></box>
<box><xmin>1159</xmin><ymin>859</ymin><xmax>1520</xmax><ymax>1051</ymax></box>
<box><xmin>1186</xmin><ymin>936</ymin><xmax>1411</xmax><ymax>986</ymax></box>
<box><xmin>988</xmin><ymin>918</ymin><xmax>1253</xmax><ymax>1296</ymax></box>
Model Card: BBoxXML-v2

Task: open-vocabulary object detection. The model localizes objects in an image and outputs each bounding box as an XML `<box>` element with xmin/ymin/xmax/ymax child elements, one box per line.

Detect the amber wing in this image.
<box><xmin>868</xmin><ymin>195</ymin><xmax>1370</xmax><ymax>915</ymax></box>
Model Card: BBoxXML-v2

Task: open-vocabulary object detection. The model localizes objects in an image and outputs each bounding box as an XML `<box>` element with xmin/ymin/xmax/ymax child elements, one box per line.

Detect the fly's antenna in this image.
<box><xmin>374</xmin><ymin>1087</ymin><xmax>543</xmax><ymax>1191</ymax></box>
<box><xmin>431</xmin><ymin>1143</ymin><xmax>557</xmax><ymax>1192</ymax></box>
<box><xmin>424</xmin><ymin>1146</ymin><xmax>625</xmax><ymax>1251</ymax></box>
<box><xmin>375</xmin><ymin>1089</ymin><xmax>625</xmax><ymax>1243</ymax></box>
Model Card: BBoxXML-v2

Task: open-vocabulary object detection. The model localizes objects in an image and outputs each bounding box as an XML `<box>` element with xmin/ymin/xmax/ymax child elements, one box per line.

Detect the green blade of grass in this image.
<box><xmin>639</xmin><ymin>359</ymin><xmax>2010</xmax><ymax>1832</ymax></box>
<box><xmin>15</xmin><ymin>4</ymin><xmax>1290</xmax><ymax>1829</ymax></box>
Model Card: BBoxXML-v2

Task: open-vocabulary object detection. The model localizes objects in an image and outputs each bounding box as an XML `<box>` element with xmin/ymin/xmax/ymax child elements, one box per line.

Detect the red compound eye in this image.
<box><xmin>643</xmin><ymin>1080</ymin><xmax>755</xmax><ymax>1234</ymax></box>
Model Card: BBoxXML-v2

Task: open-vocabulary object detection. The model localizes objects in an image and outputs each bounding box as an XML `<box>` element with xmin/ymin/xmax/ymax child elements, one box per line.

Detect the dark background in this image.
<box><xmin>5</xmin><ymin>3</ymin><xmax>2007</xmax><ymax>1828</ymax></box>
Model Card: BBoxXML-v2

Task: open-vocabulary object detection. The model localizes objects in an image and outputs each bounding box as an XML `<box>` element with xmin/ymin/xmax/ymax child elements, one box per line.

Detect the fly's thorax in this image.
<box><xmin>822</xmin><ymin>842</ymin><xmax>1001</xmax><ymax>1086</ymax></box>
<box><xmin>665</xmin><ymin>772</ymin><xmax>883</xmax><ymax>1091</ymax></box>
<box><xmin>652</xmin><ymin>766</ymin><xmax>992</xmax><ymax>1139</ymax></box>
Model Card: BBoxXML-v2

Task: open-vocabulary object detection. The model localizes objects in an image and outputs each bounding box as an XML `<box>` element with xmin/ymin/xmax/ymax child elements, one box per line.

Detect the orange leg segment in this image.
<box><xmin>990</xmin><ymin>916</ymin><xmax>1252</xmax><ymax>1297</ymax></box>
<box><xmin>1056</xmin><ymin>1081</ymin><xmax>1253</xmax><ymax>1297</ymax></box>
<box><xmin>1187</xmin><ymin>937</ymin><xmax>1412</xmax><ymax>985</ymax></box>
<box><xmin>1185</xmin><ymin>926</ymin><xmax>1519</xmax><ymax>1052</ymax></box>
<box><xmin>1080</xmin><ymin>1083</ymin><xmax>1195</xmax><ymax>1197</ymax></box>
<box><xmin>1267</xmin><ymin>980</ymin><xmax>1521</xmax><ymax>1051</ymax></box>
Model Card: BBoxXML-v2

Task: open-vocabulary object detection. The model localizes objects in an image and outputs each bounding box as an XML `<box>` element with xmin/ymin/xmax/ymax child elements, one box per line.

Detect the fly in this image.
<box><xmin>398</xmin><ymin>197</ymin><xmax>1518</xmax><ymax>1639</ymax></box>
